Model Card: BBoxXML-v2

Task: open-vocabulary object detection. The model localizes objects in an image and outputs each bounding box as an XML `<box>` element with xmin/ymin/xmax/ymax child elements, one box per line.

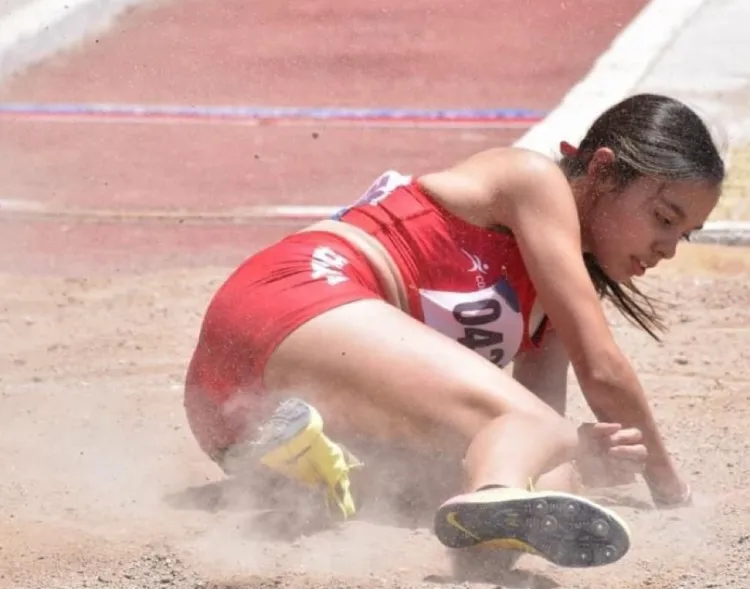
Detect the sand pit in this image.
<box><xmin>1</xmin><ymin>241</ymin><xmax>749</xmax><ymax>589</ymax></box>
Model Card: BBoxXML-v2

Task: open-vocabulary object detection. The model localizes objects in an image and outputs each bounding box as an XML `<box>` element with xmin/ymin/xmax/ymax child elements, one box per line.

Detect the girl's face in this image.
<box><xmin>582</xmin><ymin>160</ymin><xmax>720</xmax><ymax>283</ymax></box>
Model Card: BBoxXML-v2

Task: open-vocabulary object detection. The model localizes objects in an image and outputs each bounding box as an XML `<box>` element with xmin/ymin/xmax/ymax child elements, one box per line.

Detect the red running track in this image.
<box><xmin>0</xmin><ymin>0</ymin><xmax>648</xmax><ymax>276</ymax></box>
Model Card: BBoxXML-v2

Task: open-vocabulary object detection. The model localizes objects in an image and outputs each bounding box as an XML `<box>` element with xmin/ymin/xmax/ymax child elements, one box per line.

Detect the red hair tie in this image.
<box><xmin>560</xmin><ymin>141</ymin><xmax>579</xmax><ymax>158</ymax></box>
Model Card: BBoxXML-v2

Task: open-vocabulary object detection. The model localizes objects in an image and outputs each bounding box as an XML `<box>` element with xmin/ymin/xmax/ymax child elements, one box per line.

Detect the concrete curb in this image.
<box><xmin>514</xmin><ymin>0</ymin><xmax>712</xmax><ymax>155</ymax></box>
<box><xmin>512</xmin><ymin>0</ymin><xmax>750</xmax><ymax>247</ymax></box>
<box><xmin>0</xmin><ymin>0</ymin><xmax>148</xmax><ymax>82</ymax></box>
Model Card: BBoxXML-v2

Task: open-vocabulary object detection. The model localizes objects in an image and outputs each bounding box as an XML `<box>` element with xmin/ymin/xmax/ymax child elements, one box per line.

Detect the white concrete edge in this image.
<box><xmin>2</xmin><ymin>200</ymin><xmax>750</xmax><ymax>245</ymax></box>
<box><xmin>0</xmin><ymin>0</ymin><xmax>100</xmax><ymax>53</ymax></box>
<box><xmin>513</xmin><ymin>0</ymin><xmax>712</xmax><ymax>155</ymax></box>
<box><xmin>689</xmin><ymin>221</ymin><xmax>750</xmax><ymax>246</ymax></box>
<box><xmin>513</xmin><ymin>0</ymin><xmax>749</xmax><ymax>246</ymax></box>
<box><xmin>0</xmin><ymin>0</ymin><xmax>149</xmax><ymax>82</ymax></box>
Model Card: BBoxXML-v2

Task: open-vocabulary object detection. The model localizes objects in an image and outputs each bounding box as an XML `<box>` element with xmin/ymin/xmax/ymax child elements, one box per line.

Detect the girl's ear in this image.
<box><xmin>586</xmin><ymin>147</ymin><xmax>619</xmax><ymax>196</ymax></box>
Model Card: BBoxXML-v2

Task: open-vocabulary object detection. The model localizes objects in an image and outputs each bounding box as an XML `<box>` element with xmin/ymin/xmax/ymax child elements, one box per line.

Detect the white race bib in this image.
<box><xmin>419</xmin><ymin>280</ymin><xmax>524</xmax><ymax>367</ymax></box>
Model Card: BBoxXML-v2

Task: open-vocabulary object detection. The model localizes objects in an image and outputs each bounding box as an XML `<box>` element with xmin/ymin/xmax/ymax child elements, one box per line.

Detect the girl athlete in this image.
<box><xmin>184</xmin><ymin>93</ymin><xmax>724</xmax><ymax>569</ymax></box>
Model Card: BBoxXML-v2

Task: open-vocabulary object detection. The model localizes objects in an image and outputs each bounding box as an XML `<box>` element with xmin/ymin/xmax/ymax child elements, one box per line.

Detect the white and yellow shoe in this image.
<box><xmin>253</xmin><ymin>397</ymin><xmax>363</xmax><ymax>519</ymax></box>
<box><xmin>434</xmin><ymin>485</ymin><xmax>631</xmax><ymax>568</ymax></box>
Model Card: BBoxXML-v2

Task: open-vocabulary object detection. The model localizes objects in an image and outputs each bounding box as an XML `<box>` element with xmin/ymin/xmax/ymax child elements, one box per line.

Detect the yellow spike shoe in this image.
<box><xmin>253</xmin><ymin>397</ymin><xmax>363</xmax><ymax>519</ymax></box>
<box><xmin>434</xmin><ymin>486</ymin><xmax>631</xmax><ymax>568</ymax></box>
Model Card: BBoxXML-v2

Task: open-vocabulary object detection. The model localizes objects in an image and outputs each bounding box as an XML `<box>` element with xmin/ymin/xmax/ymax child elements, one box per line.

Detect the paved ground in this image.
<box><xmin>3</xmin><ymin>1</ymin><xmax>750</xmax><ymax>589</ymax></box>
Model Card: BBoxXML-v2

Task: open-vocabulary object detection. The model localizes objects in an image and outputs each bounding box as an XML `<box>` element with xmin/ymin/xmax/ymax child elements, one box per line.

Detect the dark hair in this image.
<box><xmin>560</xmin><ymin>93</ymin><xmax>725</xmax><ymax>340</ymax></box>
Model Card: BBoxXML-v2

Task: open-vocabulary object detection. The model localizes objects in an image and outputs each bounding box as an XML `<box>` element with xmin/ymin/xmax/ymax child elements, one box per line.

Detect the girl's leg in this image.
<box><xmin>260</xmin><ymin>299</ymin><xmax>630</xmax><ymax>568</ymax></box>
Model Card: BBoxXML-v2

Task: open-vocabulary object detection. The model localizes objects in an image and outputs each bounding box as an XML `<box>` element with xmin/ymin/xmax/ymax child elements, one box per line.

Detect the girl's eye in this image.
<box><xmin>655</xmin><ymin>211</ymin><xmax>673</xmax><ymax>226</ymax></box>
<box><xmin>655</xmin><ymin>207</ymin><xmax>692</xmax><ymax>241</ymax></box>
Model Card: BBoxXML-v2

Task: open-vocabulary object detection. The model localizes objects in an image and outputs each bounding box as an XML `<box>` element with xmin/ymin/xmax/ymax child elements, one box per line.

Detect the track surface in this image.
<box><xmin>0</xmin><ymin>0</ymin><xmax>645</xmax><ymax>275</ymax></box>
<box><xmin>4</xmin><ymin>2</ymin><xmax>750</xmax><ymax>589</ymax></box>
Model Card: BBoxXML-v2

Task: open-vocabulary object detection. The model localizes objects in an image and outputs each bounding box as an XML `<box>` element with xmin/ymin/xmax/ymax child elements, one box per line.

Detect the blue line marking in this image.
<box><xmin>0</xmin><ymin>102</ymin><xmax>547</xmax><ymax>122</ymax></box>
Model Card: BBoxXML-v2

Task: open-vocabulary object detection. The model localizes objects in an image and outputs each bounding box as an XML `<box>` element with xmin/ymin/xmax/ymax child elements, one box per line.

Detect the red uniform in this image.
<box><xmin>186</xmin><ymin>171</ymin><xmax>550</xmax><ymax>456</ymax></box>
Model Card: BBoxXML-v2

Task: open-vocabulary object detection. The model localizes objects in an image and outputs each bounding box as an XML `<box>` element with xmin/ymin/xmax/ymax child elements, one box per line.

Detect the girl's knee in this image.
<box><xmin>540</xmin><ymin>410</ymin><xmax>579</xmax><ymax>458</ymax></box>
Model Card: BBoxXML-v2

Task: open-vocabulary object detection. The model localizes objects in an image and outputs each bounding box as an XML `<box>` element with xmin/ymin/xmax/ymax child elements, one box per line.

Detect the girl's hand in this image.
<box><xmin>644</xmin><ymin>466</ymin><xmax>693</xmax><ymax>509</ymax></box>
<box><xmin>576</xmin><ymin>422</ymin><xmax>648</xmax><ymax>488</ymax></box>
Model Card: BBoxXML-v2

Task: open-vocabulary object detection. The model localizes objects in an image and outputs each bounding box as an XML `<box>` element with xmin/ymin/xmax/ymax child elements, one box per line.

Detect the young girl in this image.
<box><xmin>184</xmin><ymin>93</ymin><xmax>723</xmax><ymax>569</ymax></box>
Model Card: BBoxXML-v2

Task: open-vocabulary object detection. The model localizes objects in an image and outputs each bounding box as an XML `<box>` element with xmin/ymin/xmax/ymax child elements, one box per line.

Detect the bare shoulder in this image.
<box><xmin>418</xmin><ymin>147</ymin><xmax>576</xmax><ymax>229</ymax></box>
